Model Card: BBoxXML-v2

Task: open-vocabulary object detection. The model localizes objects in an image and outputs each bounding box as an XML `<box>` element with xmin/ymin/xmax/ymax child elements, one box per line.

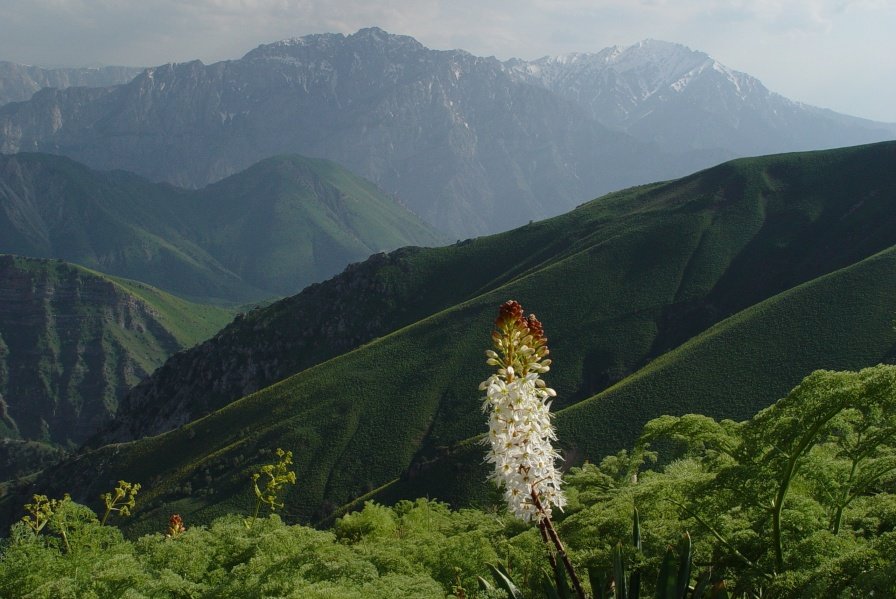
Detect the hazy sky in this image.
<box><xmin>1</xmin><ymin>0</ymin><xmax>894</xmax><ymax>122</ymax></box>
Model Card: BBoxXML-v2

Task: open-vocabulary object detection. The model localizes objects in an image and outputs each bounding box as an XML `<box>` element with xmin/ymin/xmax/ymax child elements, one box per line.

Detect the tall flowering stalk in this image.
<box><xmin>480</xmin><ymin>300</ymin><xmax>564</xmax><ymax>519</ymax></box>
<box><xmin>480</xmin><ymin>300</ymin><xmax>585</xmax><ymax>598</ymax></box>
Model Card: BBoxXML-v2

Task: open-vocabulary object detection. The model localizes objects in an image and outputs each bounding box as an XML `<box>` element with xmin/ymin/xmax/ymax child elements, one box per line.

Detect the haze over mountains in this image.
<box><xmin>21</xmin><ymin>141</ymin><xmax>891</xmax><ymax>529</ymax></box>
<box><xmin>515</xmin><ymin>39</ymin><xmax>895</xmax><ymax>155</ymax></box>
<box><xmin>1</xmin><ymin>28</ymin><xmax>893</xmax><ymax>237</ymax></box>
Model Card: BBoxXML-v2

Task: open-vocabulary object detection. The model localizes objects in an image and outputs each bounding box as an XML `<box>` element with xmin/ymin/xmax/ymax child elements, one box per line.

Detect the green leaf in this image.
<box><xmin>613</xmin><ymin>542</ymin><xmax>628</xmax><ymax>599</ymax></box>
<box><xmin>488</xmin><ymin>563</ymin><xmax>524</xmax><ymax>599</ymax></box>
<box><xmin>632</xmin><ymin>508</ymin><xmax>641</xmax><ymax>550</ymax></box>
<box><xmin>675</xmin><ymin>533</ymin><xmax>692</xmax><ymax>599</ymax></box>
<box><xmin>656</xmin><ymin>547</ymin><xmax>677</xmax><ymax>599</ymax></box>
<box><xmin>542</xmin><ymin>577</ymin><xmax>563</xmax><ymax>599</ymax></box>
<box><xmin>629</xmin><ymin>568</ymin><xmax>641</xmax><ymax>599</ymax></box>
<box><xmin>588</xmin><ymin>566</ymin><xmax>609</xmax><ymax>599</ymax></box>
<box><xmin>690</xmin><ymin>571</ymin><xmax>711</xmax><ymax>599</ymax></box>
<box><xmin>552</xmin><ymin>561</ymin><xmax>572</xmax><ymax>599</ymax></box>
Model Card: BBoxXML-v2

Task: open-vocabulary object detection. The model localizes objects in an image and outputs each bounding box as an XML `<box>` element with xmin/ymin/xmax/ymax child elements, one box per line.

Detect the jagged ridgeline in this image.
<box><xmin>13</xmin><ymin>141</ymin><xmax>896</xmax><ymax>532</ymax></box>
<box><xmin>0</xmin><ymin>152</ymin><xmax>446</xmax><ymax>304</ymax></box>
<box><xmin>0</xmin><ymin>255</ymin><xmax>232</xmax><ymax>463</ymax></box>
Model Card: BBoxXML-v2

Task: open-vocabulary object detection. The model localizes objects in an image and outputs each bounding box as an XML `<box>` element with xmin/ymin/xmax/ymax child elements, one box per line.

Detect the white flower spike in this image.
<box><xmin>480</xmin><ymin>300</ymin><xmax>566</xmax><ymax>521</ymax></box>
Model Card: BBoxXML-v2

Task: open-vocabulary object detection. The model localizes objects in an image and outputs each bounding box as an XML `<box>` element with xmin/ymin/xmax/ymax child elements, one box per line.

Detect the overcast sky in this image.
<box><xmin>1</xmin><ymin>0</ymin><xmax>894</xmax><ymax>122</ymax></box>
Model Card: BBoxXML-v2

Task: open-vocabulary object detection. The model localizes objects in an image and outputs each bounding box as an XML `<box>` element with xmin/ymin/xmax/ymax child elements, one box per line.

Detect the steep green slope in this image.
<box><xmin>0</xmin><ymin>439</ymin><xmax>66</xmax><ymax>482</ymax></box>
<box><xmin>560</xmin><ymin>243</ymin><xmax>896</xmax><ymax>452</ymax></box>
<box><xmin>0</xmin><ymin>153</ymin><xmax>446</xmax><ymax>303</ymax></box>
<box><xmin>15</xmin><ymin>142</ymin><xmax>896</xmax><ymax>529</ymax></box>
<box><xmin>101</xmin><ymin>141</ymin><xmax>896</xmax><ymax>444</ymax></box>
<box><xmin>0</xmin><ymin>255</ymin><xmax>232</xmax><ymax>452</ymax></box>
<box><xmin>372</xmin><ymin>243</ymin><xmax>896</xmax><ymax>510</ymax></box>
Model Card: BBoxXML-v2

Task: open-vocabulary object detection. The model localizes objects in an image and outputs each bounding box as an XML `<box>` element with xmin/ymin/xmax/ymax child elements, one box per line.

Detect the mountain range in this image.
<box><xmin>11</xmin><ymin>141</ymin><xmax>894</xmax><ymax>531</ymax></box>
<box><xmin>0</xmin><ymin>152</ymin><xmax>445</xmax><ymax>303</ymax></box>
<box><xmin>1</xmin><ymin>29</ymin><xmax>893</xmax><ymax>237</ymax></box>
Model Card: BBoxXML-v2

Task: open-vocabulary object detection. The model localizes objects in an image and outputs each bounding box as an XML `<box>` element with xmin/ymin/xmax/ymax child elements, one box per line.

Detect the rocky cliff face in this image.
<box><xmin>0</xmin><ymin>255</ymin><xmax>207</xmax><ymax>446</ymax></box>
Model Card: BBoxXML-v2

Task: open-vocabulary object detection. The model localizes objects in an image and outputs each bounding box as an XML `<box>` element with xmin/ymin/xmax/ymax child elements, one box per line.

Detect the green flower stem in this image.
<box><xmin>771</xmin><ymin>415</ymin><xmax>831</xmax><ymax>573</ymax></box>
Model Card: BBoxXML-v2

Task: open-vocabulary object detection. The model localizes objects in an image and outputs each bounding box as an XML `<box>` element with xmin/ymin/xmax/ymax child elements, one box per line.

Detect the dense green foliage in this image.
<box><xmin>2</xmin><ymin>366</ymin><xmax>894</xmax><ymax>597</ymax></box>
<box><xmin>0</xmin><ymin>152</ymin><xmax>446</xmax><ymax>303</ymax></box>
<box><xmin>0</xmin><ymin>255</ymin><xmax>232</xmax><ymax>452</ymax></box>
<box><xmin>11</xmin><ymin>142</ymin><xmax>896</xmax><ymax>531</ymax></box>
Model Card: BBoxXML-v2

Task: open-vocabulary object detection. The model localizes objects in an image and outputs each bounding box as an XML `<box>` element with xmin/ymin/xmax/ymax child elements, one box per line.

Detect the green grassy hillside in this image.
<box><xmin>190</xmin><ymin>156</ymin><xmax>446</xmax><ymax>295</ymax></box>
<box><xmin>561</xmin><ymin>245</ymin><xmax>896</xmax><ymax>451</ymax></box>
<box><xmin>13</xmin><ymin>141</ymin><xmax>896</xmax><ymax>531</ymax></box>
<box><xmin>0</xmin><ymin>153</ymin><xmax>446</xmax><ymax>303</ymax></box>
<box><xmin>0</xmin><ymin>154</ymin><xmax>254</xmax><ymax>303</ymax></box>
<box><xmin>0</xmin><ymin>255</ymin><xmax>232</xmax><ymax>455</ymax></box>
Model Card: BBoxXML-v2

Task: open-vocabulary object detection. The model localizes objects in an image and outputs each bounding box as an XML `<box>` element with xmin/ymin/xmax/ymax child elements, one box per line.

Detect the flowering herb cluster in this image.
<box><xmin>480</xmin><ymin>300</ymin><xmax>566</xmax><ymax>521</ymax></box>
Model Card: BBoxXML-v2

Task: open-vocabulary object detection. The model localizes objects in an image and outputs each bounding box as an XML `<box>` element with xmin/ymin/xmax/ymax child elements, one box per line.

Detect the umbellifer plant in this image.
<box><xmin>246</xmin><ymin>447</ymin><xmax>296</xmax><ymax>528</ymax></box>
<box><xmin>100</xmin><ymin>480</ymin><xmax>141</xmax><ymax>525</ymax></box>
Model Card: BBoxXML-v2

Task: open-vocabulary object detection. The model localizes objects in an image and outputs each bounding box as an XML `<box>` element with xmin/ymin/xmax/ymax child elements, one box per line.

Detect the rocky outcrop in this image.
<box><xmin>515</xmin><ymin>40</ymin><xmax>896</xmax><ymax>155</ymax></box>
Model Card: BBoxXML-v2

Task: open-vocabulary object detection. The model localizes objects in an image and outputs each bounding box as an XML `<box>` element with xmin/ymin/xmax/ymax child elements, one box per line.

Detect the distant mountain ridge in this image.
<box><xmin>5</xmin><ymin>28</ymin><xmax>892</xmax><ymax>237</ymax></box>
<box><xmin>0</xmin><ymin>61</ymin><xmax>144</xmax><ymax>107</ymax></box>
<box><xmin>0</xmin><ymin>152</ymin><xmax>445</xmax><ymax>303</ymax></box>
<box><xmin>40</xmin><ymin>142</ymin><xmax>894</xmax><ymax>531</ymax></box>
<box><xmin>515</xmin><ymin>39</ymin><xmax>896</xmax><ymax>155</ymax></box>
<box><xmin>97</xmin><ymin>140</ymin><xmax>896</xmax><ymax>446</ymax></box>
